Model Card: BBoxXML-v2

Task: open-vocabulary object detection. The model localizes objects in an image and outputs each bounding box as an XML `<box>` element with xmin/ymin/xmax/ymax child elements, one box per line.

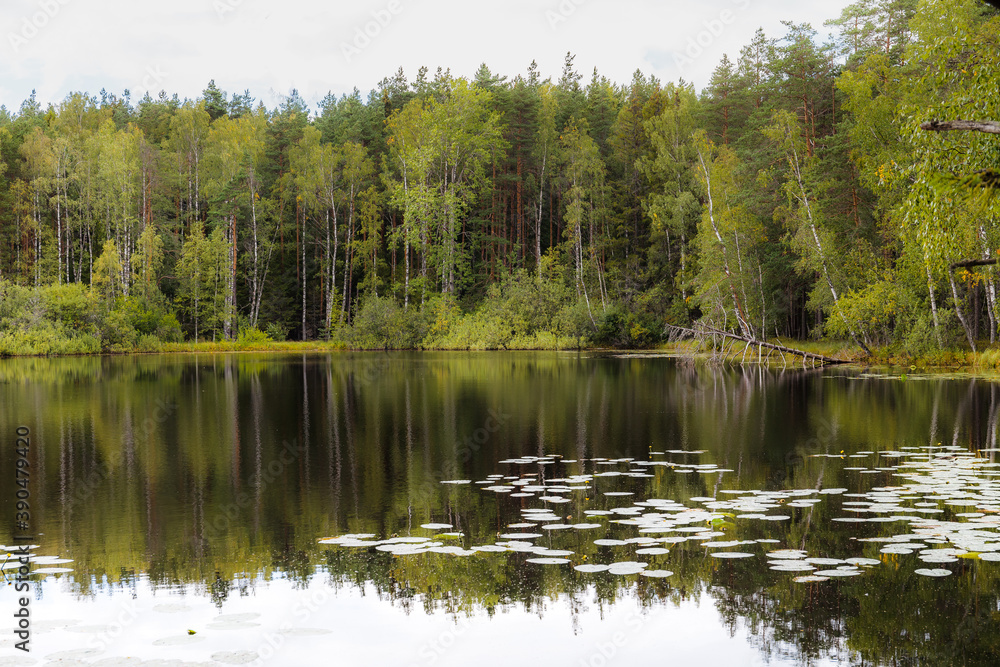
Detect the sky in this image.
<box><xmin>1</xmin><ymin>0</ymin><xmax>856</xmax><ymax>114</ymax></box>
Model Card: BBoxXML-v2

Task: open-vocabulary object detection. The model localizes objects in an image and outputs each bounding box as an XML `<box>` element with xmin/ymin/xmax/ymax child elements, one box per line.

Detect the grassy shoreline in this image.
<box><xmin>5</xmin><ymin>337</ymin><xmax>1000</xmax><ymax>372</ymax></box>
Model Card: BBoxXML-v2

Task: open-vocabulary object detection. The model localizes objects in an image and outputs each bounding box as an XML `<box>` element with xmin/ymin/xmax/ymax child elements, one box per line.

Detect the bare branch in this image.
<box><xmin>921</xmin><ymin>119</ymin><xmax>1000</xmax><ymax>134</ymax></box>
<box><xmin>950</xmin><ymin>258</ymin><xmax>998</xmax><ymax>270</ymax></box>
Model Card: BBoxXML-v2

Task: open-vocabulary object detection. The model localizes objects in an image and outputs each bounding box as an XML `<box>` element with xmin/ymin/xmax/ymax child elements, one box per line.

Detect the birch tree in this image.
<box><xmin>559</xmin><ymin>118</ymin><xmax>605</xmax><ymax>326</ymax></box>
<box><xmin>387</xmin><ymin>77</ymin><xmax>505</xmax><ymax>300</ymax></box>
<box><xmin>691</xmin><ymin>131</ymin><xmax>756</xmax><ymax>339</ymax></box>
<box><xmin>766</xmin><ymin>110</ymin><xmax>871</xmax><ymax>353</ymax></box>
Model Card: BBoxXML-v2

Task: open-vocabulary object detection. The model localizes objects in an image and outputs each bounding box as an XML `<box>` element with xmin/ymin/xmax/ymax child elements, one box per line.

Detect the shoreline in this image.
<box><xmin>2</xmin><ymin>338</ymin><xmax>1000</xmax><ymax>372</ymax></box>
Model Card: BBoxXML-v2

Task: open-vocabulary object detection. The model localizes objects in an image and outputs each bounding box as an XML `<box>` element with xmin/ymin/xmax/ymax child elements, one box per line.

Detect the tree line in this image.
<box><xmin>1</xmin><ymin>0</ymin><xmax>998</xmax><ymax>354</ymax></box>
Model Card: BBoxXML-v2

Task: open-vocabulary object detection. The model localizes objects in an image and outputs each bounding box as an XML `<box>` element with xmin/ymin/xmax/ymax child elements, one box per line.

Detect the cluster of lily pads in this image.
<box><xmin>320</xmin><ymin>445</ymin><xmax>1000</xmax><ymax>583</ymax></box>
<box><xmin>0</xmin><ymin>544</ymin><xmax>74</xmax><ymax>577</ymax></box>
<box><xmin>821</xmin><ymin>445</ymin><xmax>1000</xmax><ymax>575</ymax></box>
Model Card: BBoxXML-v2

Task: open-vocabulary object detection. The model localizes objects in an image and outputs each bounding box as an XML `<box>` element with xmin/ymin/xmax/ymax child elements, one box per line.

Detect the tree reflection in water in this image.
<box><xmin>4</xmin><ymin>353</ymin><xmax>1000</xmax><ymax>664</ymax></box>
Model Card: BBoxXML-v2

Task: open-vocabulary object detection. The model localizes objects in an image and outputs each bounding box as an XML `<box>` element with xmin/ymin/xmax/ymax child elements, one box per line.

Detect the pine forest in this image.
<box><xmin>1</xmin><ymin>0</ymin><xmax>998</xmax><ymax>359</ymax></box>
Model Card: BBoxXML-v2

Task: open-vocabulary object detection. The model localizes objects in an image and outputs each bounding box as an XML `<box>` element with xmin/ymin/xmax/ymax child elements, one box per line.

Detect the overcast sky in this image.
<box><xmin>1</xmin><ymin>0</ymin><xmax>855</xmax><ymax>113</ymax></box>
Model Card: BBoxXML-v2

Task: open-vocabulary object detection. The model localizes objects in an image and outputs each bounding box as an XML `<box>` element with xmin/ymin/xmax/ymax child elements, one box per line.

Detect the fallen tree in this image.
<box><xmin>666</xmin><ymin>323</ymin><xmax>849</xmax><ymax>367</ymax></box>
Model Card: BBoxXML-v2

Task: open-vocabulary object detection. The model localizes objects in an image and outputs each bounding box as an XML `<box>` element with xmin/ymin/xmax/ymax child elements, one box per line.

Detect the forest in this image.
<box><xmin>0</xmin><ymin>0</ymin><xmax>998</xmax><ymax>356</ymax></box>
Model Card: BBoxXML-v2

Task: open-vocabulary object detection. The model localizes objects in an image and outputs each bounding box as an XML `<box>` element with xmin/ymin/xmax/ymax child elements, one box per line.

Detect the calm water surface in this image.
<box><xmin>2</xmin><ymin>353</ymin><xmax>1000</xmax><ymax>666</ymax></box>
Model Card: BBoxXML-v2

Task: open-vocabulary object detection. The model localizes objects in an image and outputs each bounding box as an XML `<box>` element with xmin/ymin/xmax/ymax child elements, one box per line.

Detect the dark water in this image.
<box><xmin>2</xmin><ymin>353</ymin><xmax>1000</xmax><ymax>666</ymax></box>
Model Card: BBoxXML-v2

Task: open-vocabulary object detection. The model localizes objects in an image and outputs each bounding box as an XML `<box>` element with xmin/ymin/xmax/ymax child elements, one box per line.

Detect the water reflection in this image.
<box><xmin>4</xmin><ymin>354</ymin><xmax>1000</xmax><ymax>664</ymax></box>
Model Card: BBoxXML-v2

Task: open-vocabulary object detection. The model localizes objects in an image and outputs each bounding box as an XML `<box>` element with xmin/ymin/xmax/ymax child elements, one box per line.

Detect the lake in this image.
<box><xmin>3</xmin><ymin>352</ymin><xmax>1000</xmax><ymax>666</ymax></box>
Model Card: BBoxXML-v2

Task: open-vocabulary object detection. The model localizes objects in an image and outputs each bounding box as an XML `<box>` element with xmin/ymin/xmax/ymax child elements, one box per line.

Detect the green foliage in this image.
<box><xmin>42</xmin><ymin>282</ymin><xmax>93</xmax><ymax>330</ymax></box>
<box><xmin>427</xmin><ymin>267</ymin><xmax>580</xmax><ymax>349</ymax></box>
<box><xmin>348</xmin><ymin>295</ymin><xmax>425</xmax><ymax>349</ymax></box>
<box><xmin>553</xmin><ymin>300</ymin><xmax>595</xmax><ymax>347</ymax></box>
<box><xmin>902</xmin><ymin>308</ymin><xmax>963</xmax><ymax>356</ymax></box>
<box><xmin>0</xmin><ymin>279</ymin><xmax>183</xmax><ymax>355</ymax></box>
<box><xmin>3</xmin><ymin>9</ymin><xmax>1000</xmax><ymax>356</ymax></box>
<box><xmin>0</xmin><ymin>281</ymin><xmax>100</xmax><ymax>355</ymax></box>
<box><xmin>263</xmin><ymin>322</ymin><xmax>288</xmax><ymax>342</ymax></box>
<box><xmin>0</xmin><ymin>325</ymin><xmax>100</xmax><ymax>356</ymax></box>
<box><xmin>422</xmin><ymin>294</ymin><xmax>463</xmax><ymax>341</ymax></box>
<box><xmin>92</xmin><ymin>239</ymin><xmax>124</xmax><ymax>302</ymax></box>
<box><xmin>824</xmin><ymin>278</ymin><xmax>898</xmax><ymax>346</ymax></box>
<box><xmin>120</xmin><ymin>297</ymin><xmax>183</xmax><ymax>341</ymax></box>
<box><xmin>98</xmin><ymin>307</ymin><xmax>140</xmax><ymax>352</ymax></box>
<box><xmin>236</xmin><ymin>326</ymin><xmax>272</xmax><ymax>346</ymax></box>
<box><xmin>592</xmin><ymin>308</ymin><xmax>661</xmax><ymax>349</ymax></box>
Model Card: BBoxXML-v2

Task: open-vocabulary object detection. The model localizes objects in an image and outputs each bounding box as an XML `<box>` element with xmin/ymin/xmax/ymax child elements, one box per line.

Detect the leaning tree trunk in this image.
<box><xmin>785</xmin><ymin>137</ymin><xmax>871</xmax><ymax>355</ymax></box>
<box><xmin>696</xmin><ymin>146</ymin><xmax>754</xmax><ymax>340</ymax></box>
<box><xmin>949</xmin><ymin>271</ymin><xmax>977</xmax><ymax>352</ymax></box>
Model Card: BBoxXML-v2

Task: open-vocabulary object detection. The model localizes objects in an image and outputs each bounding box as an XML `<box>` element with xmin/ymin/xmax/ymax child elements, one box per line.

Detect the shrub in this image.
<box><xmin>423</xmin><ymin>294</ymin><xmax>462</xmax><ymax>342</ymax></box>
<box><xmin>136</xmin><ymin>334</ymin><xmax>163</xmax><ymax>352</ymax></box>
<box><xmin>427</xmin><ymin>265</ymin><xmax>579</xmax><ymax>349</ymax></box>
<box><xmin>264</xmin><ymin>322</ymin><xmax>288</xmax><ymax>342</ymax></box>
<box><xmin>824</xmin><ymin>279</ymin><xmax>898</xmax><ymax>348</ymax></box>
<box><xmin>592</xmin><ymin>308</ymin><xmax>660</xmax><ymax>348</ymax></box>
<box><xmin>99</xmin><ymin>307</ymin><xmax>140</xmax><ymax>352</ymax></box>
<box><xmin>902</xmin><ymin>308</ymin><xmax>963</xmax><ymax>356</ymax></box>
<box><xmin>0</xmin><ymin>325</ymin><xmax>100</xmax><ymax>356</ymax></box>
<box><xmin>349</xmin><ymin>295</ymin><xmax>424</xmax><ymax>349</ymax></box>
<box><xmin>236</xmin><ymin>327</ymin><xmax>272</xmax><ymax>347</ymax></box>
<box><xmin>42</xmin><ymin>283</ymin><xmax>94</xmax><ymax>330</ymax></box>
<box><xmin>156</xmin><ymin>312</ymin><xmax>184</xmax><ymax>342</ymax></box>
<box><xmin>553</xmin><ymin>300</ymin><xmax>594</xmax><ymax>348</ymax></box>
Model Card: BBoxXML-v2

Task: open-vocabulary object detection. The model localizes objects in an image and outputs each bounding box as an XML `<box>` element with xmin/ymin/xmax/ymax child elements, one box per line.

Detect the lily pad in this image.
<box><xmin>769</xmin><ymin>562</ymin><xmax>815</xmax><ymax>571</ymax></box>
<box><xmin>573</xmin><ymin>564</ymin><xmax>610</xmax><ymax>573</ymax></box>
<box><xmin>211</xmin><ymin>651</ymin><xmax>260</xmax><ymax>665</ymax></box>
<box><xmin>152</xmin><ymin>635</ymin><xmax>205</xmax><ymax>646</ymax></box>
<box><xmin>31</xmin><ymin>567</ymin><xmax>73</xmax><ymax>574</ymax></box>
<box><xmin>607</xmin><ymin>561</ymin><xmax>649</xmax><ymax>575</ymax></box>
<box><xmin>844</xmin><ymin>558</ymin><xmax>882</xmax><ymax>566</ymax></box>
<box><xmin>710</xmin><ymin>552</ymin><xmax>755</xmax><ymax>559</ymax></box>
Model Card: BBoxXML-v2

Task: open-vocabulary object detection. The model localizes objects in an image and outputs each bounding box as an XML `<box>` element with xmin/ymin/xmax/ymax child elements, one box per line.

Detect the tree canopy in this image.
<box><xmin>1</xmin><ymin>1</ymin><xmax>999</xmax><ymax>354</ymax></box>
